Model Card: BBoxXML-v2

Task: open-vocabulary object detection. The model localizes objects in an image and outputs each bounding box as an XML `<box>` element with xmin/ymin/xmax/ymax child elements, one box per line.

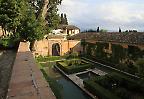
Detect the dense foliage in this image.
<box><xmin>0</xmin><ymin>0</ymin><xmax>62</xmax><ymax>49</ymax></box>
<box><xmin>0</xmin><ymin>36</ymin><xmax>18</xmax><ymax>48</ymax></box>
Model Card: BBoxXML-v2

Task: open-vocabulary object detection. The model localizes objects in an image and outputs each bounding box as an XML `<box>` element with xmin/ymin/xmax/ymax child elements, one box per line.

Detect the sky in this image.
<box><xmin>58</xmin><ymin>0</ymin><xmax>144</xmax><ymax>32</ymax></box>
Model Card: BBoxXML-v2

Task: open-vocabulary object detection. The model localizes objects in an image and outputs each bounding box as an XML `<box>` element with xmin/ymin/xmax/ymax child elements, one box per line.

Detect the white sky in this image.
<box><xmin>58</xmin><ymin>0</ymin><xmax>144</xmax><ymax>31</ymax></box>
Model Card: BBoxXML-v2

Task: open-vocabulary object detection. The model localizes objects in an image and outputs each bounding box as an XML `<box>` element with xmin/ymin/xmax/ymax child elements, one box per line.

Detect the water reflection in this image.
<box><xmin>43</xmin><ymin>62</ymin><xmax>92</xmax><ymax>99</ymax></box>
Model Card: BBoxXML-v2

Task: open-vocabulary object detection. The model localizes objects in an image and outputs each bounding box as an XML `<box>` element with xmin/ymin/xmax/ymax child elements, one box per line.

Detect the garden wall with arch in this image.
<box><xmin>34</xmin><ymin>39</ymin><xmax>82</xmax><ymax>56</ymax></box>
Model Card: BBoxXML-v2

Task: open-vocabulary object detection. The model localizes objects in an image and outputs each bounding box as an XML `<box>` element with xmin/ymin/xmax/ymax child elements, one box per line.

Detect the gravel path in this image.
<box><xmin>0</xmin><ymin>50</ymin><xmax>16</xmax><ymax>99</ymax></box>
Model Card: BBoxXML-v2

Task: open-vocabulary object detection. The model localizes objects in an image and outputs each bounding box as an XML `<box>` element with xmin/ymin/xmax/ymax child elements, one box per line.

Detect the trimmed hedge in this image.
<box><xmin>111</xmin><ymin>73</ymin><xmax>144</xmax><ymax>93</ymax></box>
<box><xmin>36</xmin><ymin>56</ymin><xmax>63</xmax><ymax>62</ymax></box>
<box><xmin>83</xmin><ymin>72</ymin><xmax>144</xmax><ymax>99</ymax></box>
<box><xmin>56</xmin><ymin>60</ymin><xmax>93</xmax><ymax>74</ymax></box>
<box><xmin>83</xmin><ymin>79</ymin><xmax>121</xmax><ymax>99</ymax></box>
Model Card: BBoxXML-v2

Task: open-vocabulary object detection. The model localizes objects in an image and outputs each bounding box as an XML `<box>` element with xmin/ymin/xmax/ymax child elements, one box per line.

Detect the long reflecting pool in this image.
<box><xmin>57</xmin><ymin>76</ymin><xmax>92</xmax><ymax>99</ymax></box>
<box><xmin>44</xmin><ymin>62</ymin><xmax>92</xmax><ymax>99</ymax></box>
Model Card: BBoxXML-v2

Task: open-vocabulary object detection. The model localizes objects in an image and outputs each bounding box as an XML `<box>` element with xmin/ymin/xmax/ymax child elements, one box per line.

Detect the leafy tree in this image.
<box><xmin>0</xmin><ymin>0</ymin><xmax>62</xmax><ymax>50</ymax></box>
<box><xmin>0</xmin><ymin>0</ymin><xmax>22</xmax><ymax>35</ymax></box>
<box><xmin>46</xmin><ymin>4</ymin><xmax>60</xmax><ymax>29</ymax></box>
<box><xmin>28</xmin><ymin>0</ymin><xmax>62</xmax><ymax>50</ymax></box>
<box><xmin>17</xmin><ymin>7</ymin><xmax>46</xmax><ymax>50</ymax></box>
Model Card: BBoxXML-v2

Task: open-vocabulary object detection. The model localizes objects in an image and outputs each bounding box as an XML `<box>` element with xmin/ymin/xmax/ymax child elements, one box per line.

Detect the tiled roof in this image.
<box><xmin>70</xmin><ymin>32</ymin><xmax>144</xmax><ymax>45</ymax></box>
<box><xmin>57</xmin><ymin>24</ymin><xmax>80</xmax><ymax>30</ymax></box>
<box><xmin>46</xmin><ymin>35</ymin><xmax>65</xmax><ymax>39</ymax></box>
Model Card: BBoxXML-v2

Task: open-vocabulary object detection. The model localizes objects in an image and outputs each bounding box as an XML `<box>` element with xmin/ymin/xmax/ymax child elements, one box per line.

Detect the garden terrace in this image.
<box><xmin>80</xmin><ymin>41</ymin><xmax>144</xmax><ymax>77</ymax></box>
<box><xmin>56</xmin><ymin>59</ymin><xmax>93</xmax><ymax>74</ymax></box>
<box><xmin>70</xmin><ymin>32</ymin><xmax>144</xmax><ymax>45</ymax></box>
<box><xmin>84</xmin><ymin>72</ymin><xmax>144</xmax><ymax>99</ymax></box>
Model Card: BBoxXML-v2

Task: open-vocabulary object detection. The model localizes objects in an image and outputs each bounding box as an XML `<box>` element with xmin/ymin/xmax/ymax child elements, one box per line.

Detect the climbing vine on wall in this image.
<box><xmin>110</xmin><ymin>44</ymin><xmax>127</xmax><ymax>64</ymax></box>
<box><xmin>82</xmin><ymin>41</ymin><xmax>143</xmax><ymax>75</ymax></box>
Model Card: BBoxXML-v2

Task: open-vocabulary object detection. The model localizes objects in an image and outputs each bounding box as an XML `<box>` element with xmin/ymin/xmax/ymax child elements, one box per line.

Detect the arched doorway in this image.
<box><xmin>52</xmin><ymin>43</ymin><xmax>60</xmax><ymax>56</ymax></box>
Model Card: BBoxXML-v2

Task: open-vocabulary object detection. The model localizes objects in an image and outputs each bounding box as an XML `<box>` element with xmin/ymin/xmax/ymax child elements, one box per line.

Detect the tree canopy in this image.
<box><xmin>0</xmin><ymin>0</ymin><xmax>62</xmax><ymax>50</ymax></box>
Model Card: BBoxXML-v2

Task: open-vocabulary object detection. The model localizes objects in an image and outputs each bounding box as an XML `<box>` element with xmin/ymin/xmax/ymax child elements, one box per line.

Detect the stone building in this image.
<box><xmin>52</xmin><ymin>24</ymin><xmax>80</xmax><ymax>36</ymax></box>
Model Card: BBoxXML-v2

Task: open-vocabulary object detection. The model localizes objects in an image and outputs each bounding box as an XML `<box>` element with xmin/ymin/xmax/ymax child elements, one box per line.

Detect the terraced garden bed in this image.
<box><xmin>56</xmin><ymin>59</ymin><xmax>93</xmax><ymax>74</ymax></box>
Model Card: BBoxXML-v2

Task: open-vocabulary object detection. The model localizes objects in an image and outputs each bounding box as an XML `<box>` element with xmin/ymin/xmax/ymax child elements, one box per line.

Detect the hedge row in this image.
<box><xmin>84</xmin><ymin>72</ymin><xmax>144</xmax><ymax>99</ymax></box>
<box><xmin>56</xmin><ymin>61</ymin><xmax>92</xmax><ymax>74</ymax></box>
<box><xmin>110</xmin><ymin>72</ymin><xmax>144</xmax><ymax>93</ymax></box>
<box><xmin>83</xmin><ymin>79</ymin><xmax>121</xmax><ymax>99</ymax></box>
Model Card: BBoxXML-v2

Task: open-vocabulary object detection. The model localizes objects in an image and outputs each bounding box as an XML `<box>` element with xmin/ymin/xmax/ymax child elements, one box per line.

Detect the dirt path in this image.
<box><xmin>0</xmin><ymin>50</ymin><xmax>16</xmax><ymax>99</ymax></box>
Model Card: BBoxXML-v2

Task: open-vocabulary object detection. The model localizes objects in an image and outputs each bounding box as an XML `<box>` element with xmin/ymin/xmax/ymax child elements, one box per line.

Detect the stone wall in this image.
<box><xmin>34</xmin><ymin>39</ymin><xmax>82</xmax><ymax>56</ymax></box>
<box><xmin>7</xmin><ymin>42</ymin><xmax>56</xmax><ymax>99</ymax></box>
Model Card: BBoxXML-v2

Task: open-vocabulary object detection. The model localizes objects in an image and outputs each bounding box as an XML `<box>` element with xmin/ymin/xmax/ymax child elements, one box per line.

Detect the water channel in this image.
<box><xmin>43</xmin><ymin>62</ymin><xmax>92</xmax><ymax>99</ymax></box>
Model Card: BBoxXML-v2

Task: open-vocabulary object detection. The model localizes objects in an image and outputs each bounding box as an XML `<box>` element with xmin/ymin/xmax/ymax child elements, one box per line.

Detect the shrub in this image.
<box><xmin>0</xmin><ymin>37</ymin><xmax>18</xmax><ymax>49</ymax></box>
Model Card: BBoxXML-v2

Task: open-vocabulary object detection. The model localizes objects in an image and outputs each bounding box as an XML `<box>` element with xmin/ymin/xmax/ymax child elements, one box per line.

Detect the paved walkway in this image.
<box><xmin>7</xmin><ymin>42</ymin><xmax>56</xmax><ymax>99</ymax></box>
<box><xmin>90</xmin><ymin>68</ymin><xmax>107</xmax><ymax>76</ymax></box>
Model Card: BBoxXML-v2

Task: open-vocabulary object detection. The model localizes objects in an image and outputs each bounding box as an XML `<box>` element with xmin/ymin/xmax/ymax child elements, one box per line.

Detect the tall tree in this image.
<box><xmin>60</xmin><ymin>13</ymin><xmax>68</xmax><ymax>25</ymax></box>
<box><xmin>46</xmin><ymin>1</ymin><xmax>60</xmax><ymax>29</ymax></box>
<box><xmin>119</xmin><ymin>27</ymin><xmax>121</xmax><ymax>32</ymax></box>
<box><xmin>0</xmin><ymin>0</ymin><xmax>62</xmax><ymax>50</ymax></box>
<box><xmin>97</xmin><ymin>27</ymin><xmax>100</xmax><ymax>32</ymax></box>
<box><xmin>0</xmin><ymin>0</ymin><xmax>22</xmax><ymax>35</ymax></box>
<box><xmin>64</xmin><ymin>14</ymin><xmax>68</xmax><ymax>25</ymax></box>
<box><xmin>28</xmin><ymin>0</ymin><xmax>62</xmax><ymax>50</ymax></box>
<box><xmin>60</xmin><ymin>13</ymin><xmax>64</xmax><ymax>24</ymax></box>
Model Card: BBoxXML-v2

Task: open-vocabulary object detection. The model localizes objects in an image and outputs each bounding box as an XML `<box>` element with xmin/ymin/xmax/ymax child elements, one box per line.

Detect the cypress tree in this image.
<box><xmin>60</xmin><ymin>13</ymin><xmax>68</xmax><ymax>25</ymax></box>
<box><xmin>97</xmin><ymin>27</ymin><xmax>100</xmax><ymax>32</ymax></box>
<box><xmin>119</xmin><ymin>27</ymin><xmax>121</xmax><ymax>32</ymax></box>
<box><xmin>64</xmin><ymin>14</ymin><xmax>68</xmax><ymax>25</ymax></box>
